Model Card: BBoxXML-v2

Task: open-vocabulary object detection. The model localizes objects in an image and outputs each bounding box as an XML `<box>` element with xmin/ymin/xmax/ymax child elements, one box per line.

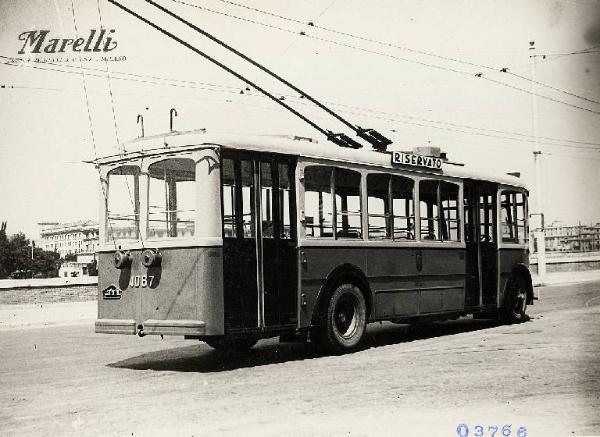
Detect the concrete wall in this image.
<box><xmin>529</xmin><ymin>252</ymin><xmax>600</xmax><ymax>275</ymax></box>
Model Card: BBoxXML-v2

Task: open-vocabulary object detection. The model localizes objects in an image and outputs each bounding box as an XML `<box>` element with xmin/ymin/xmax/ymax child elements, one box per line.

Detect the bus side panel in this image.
<box><xmin>498</xmin><ymin>247</ymin><xmax>529</xmax><ymax>305</ymax></box>
<box><xmin>419</xmin><ymin>247</ymin><xmax>466</xmax><ymax>313</ymax></box>
<box><xmin>297</xmin><ymin>246</ymin><xmax>466</xmax><ymax>327</ymax></box>
<box><xmin>298</xmin><ymin>247</ymin><xmax>367</xmax><ymax>327</ymax></box>
<box><xmin>366</xmin><ymin>248</ymin><xmax>419</xmax><ymax>318</ymax></box>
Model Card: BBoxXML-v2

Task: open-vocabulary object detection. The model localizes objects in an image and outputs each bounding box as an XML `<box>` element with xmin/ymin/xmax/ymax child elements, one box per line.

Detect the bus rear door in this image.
<box><xmin>464</xmin><ymin>180</ymin><xmax>498</xmax><ymax>309</ymax></box>
<box><xmin>221</xmin><ymin>152</ymin><xmax>297</xmax><ymax>332</ymax></box>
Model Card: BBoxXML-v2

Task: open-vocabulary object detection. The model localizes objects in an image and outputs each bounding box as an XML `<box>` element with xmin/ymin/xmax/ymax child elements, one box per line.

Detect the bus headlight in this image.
<box><xmin>114</xmin><ymin>250</ymin><xmax>132</xmax><ymax>269</ymax></box>
<box><xmin>142</xmin><ymin>248</ymin><xmax>162</xmax><ymax>268</ymax></box>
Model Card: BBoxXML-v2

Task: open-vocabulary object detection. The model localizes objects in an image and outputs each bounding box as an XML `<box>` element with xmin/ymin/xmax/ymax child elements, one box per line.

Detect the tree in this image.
<box><xmin>0</xmin><ymin>221</ymin><xmax>9</xmax><ymax>278</ymax></box>
<box><xmin>32</xmin><ymin>248</ymin><xmax>60</xmax><ymax>278</ymax></box>
<box><xmin>0</xmin><ymin>222</ymin><xmax>60</xmax><ymax>279</ymax></box>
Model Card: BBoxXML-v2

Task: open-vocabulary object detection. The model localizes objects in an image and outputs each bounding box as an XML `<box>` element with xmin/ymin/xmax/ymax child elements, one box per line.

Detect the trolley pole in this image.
<box><xmin>529</xmin><ymin>41</ymin><xmax>547</xmax><ymax>281</ymax></box>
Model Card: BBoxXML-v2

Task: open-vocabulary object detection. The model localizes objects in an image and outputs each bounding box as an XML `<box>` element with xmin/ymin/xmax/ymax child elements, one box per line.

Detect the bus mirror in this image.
<box><xmin>142</xmin><ymin>248</ymin><xmax>162</xmax><ymax>268</ymax></box>
<box><xmin>114</xmin><ymin>250</ymin><xmax>132</xmax><ymax>269</ymax></box>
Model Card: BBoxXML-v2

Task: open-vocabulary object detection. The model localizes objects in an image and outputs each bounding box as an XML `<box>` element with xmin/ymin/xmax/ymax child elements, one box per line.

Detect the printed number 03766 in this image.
<box><xmin>456</xmin><ymin>424</ymin><xmax>527</xmax><ymax>437</ymax></box>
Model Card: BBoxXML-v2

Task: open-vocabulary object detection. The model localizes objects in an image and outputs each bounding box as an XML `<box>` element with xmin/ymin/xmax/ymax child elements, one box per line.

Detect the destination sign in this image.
<box><xmin>391</xmin><ymin>152</ymin><xmax>443</xmax><ymax>170</ymax></box>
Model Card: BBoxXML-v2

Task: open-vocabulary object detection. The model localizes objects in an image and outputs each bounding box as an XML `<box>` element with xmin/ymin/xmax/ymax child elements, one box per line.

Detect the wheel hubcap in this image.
<box><xmin>334</xmin><ymin>296</ymin><xmax>358</xmax><ymax>339</ymax></box>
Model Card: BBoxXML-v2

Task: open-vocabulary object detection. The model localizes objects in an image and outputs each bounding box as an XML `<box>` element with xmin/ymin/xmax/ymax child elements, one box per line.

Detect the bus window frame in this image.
<box><xmin>146</xmin><ymin>156</ymin><xmax>198</xmax><ymax>240</ymax></box>
<box><xmin>297</xmin><ymin>158</ymin><xmax>465</xmax><ymax>247</ymax></box>
<box><xmin>102</xmin><ymin>163</ymin><xmax>142</xmax><ymax>244</ymax></box>
<box><xmin>497</xmin><ymin>186</ymin><xmax>529</xmax><ymax>249</ymax></box>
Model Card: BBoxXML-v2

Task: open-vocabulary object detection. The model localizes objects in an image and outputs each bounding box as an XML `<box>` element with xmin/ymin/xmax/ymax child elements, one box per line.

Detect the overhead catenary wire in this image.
<box><xmin>199</xmin><ymin>0</ymin><xmax>600</xmax><ymax>105</ymax></box>
<box><xmin>174</xmin><ymin>0</ymin><xmax>600</xmax><ymax>113</ymax></box>
<box><xmin>144</xmin><ymin>0</ymin><xmax>361</xmax><ymax>136</ymax></box>
<box><xmin>4</xmin><ymin>58</ymin><xmax>600</xmax><ymax>151</ymax></box>
<box><xmin>95</xmin><ymin>0</ymin><xmax>122</xmax><ymax>146</ymax></box>
<box><xmin>68</xmin><ymin>0</ymin><xmax>118</xmax><ymax>250</ymax></box>
<box><xmin>6</xmin><ymin>76</ymin><xmax>600</xmax><ymax>161</ymax></box>
<box><xmin>106</xmin><ymin>0</ymin><xmax>340</xmax><ymax>144</ymax></box>
<box><xmin>504</xmin><ymin>70</ymin><xmax>600</xmax><ymax>106</ymax></box>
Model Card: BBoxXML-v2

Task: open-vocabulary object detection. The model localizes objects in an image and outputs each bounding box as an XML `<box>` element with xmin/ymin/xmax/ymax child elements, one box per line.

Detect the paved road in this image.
<box><xmin>1</xmin><ymin>281</ymin><xmax>599</xmax><ymax>436</ymax></box>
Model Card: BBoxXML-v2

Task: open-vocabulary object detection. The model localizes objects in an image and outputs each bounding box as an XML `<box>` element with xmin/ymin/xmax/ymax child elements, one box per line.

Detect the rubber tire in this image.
<box><xmin>204</xmin><ymin>337</ymin><xmax>258</xmax><ymax>351</ymax></box>
<box><xmin>500</xmin><ymin>276</ymin><xmax>529</xmax><ymax>324</ymax></box>
<box><xmin>318</xmin><ymin>283</ymin><xmax>367</xmax><ymax>354</ymax></box>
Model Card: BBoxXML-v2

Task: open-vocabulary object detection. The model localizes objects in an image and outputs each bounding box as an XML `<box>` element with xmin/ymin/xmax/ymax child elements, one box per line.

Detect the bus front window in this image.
<box><xmin>148</xmin><ymin>158</ymin><xmax>196</xmax><ymax>239</ymax></box>
<box><xmin>106</xmin><ymin>165</ymin><xmax>140</xmax><ymax>242</ymax></box>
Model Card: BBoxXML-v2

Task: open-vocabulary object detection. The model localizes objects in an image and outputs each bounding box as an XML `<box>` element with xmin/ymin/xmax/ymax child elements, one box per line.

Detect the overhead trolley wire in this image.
<box><xmin>504</xmin><ymin>70</ymin><xmax>600</xmax><ymax>106</ymax></box>
<box><xmin>5</xmin><ymin>54</ymin><xmax>600</xmax><ymax>151</ymax></box>
<box><xmin>204</xmin><ymin>0</ymin><xmax>600</xmax><ymax>107</ymax></box>
<box><xmin>68</xmin><ymin>0</ymin><xmax>118</xmax><ymax>250</ymax></box>
<box><xmin>144</xmin><ymin>0</ymin><xmax>392</xmax><ymax>150</ymax></box>
<box><xmin>106</xmin><ymin>0</ymin><xmax>351</xmax><ymax>148</ymax></box>
<box><xmin>0</xmin><ymin>56</ymin><xmax>243</xmax><ymax>94</ymax></box>
<box><xmin>178</xmin><ymin>0</ymin><xmax>600</xmax><ymax>114</ymax></box>
<box><xmin>481</xmin><ymin>76</ymin><xmax>600</xmax><ymax>115</ymax></box>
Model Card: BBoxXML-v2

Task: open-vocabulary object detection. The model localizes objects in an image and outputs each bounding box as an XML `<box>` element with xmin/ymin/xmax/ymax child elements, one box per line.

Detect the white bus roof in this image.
<box><xmin>97</xmin><ymin>129</ymin><xmax>527</xmax><ymax>189</ymax></box>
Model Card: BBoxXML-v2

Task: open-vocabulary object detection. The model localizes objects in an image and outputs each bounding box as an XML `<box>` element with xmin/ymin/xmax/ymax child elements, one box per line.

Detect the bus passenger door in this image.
<box><xmin>221</xmin><ymin>152</ymin><xmax>297</xmax><ymax>331</ymax></box>
<box><xmin>478</xmin><ymin>185</ymin><xmax>498</xmax><ymax>306</ymax></box>
<box><xmin>258</xmin><ymin>159</ymin><xmax>297</xmax><ymax>327</ymax></box>
<box><xmin>464</xmin><ymin>181</ymin><xmax>498</xmax><ymax>308</ymax></box>
<box><xmin>221</xmin><ymin>157</ymin><xmax>258</xmax><ymax>329</ymax></box>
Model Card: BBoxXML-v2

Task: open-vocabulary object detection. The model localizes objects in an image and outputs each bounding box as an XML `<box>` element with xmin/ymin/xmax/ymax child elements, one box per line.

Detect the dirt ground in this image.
<box><xmin>0</xmin><ymin>281</ymin><xmax>599</xmax><ymax>436</ymax></box>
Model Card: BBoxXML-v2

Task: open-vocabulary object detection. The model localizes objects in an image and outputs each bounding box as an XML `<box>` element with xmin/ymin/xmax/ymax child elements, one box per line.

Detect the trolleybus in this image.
<box><xmin>95</xmin><ymin>130</ymin><xmax>534</xmax><ymax>353</ymax></box>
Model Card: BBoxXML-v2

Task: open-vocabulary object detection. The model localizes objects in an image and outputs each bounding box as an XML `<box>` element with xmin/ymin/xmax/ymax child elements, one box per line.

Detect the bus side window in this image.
<box><xmin>367</xmin><ymin>173</ymin><xmax>391</xmax><ymax>239</ymax></box>
<box><xmin>221</xmin><ymin>158</ymin><xmax>236</xmax><ymax>238</ymax></box>
<box><xmin>278</xmin><ymin>163</ymin><xmax>292</xmax><ymax>239</ymax></box>
<box><xmin>304</xmin><ymin>166</ymin><xmax>333</xmax><ymax>238</ymax></box>
<box><xmin>240</xmin><ymin>160</ymin><xmax>255</xmax><ymax>238</ymax></box>
<box><xmin>419</xmin><ymin>180</ymin><xmax>439</xmax><ymax>240</ymax></box>
<box><xmin>501</xmin><ymin>191</ymin><xmax>527</xmax><ymax>243</ymax></box>
<box><xmin>335</xmin><ymin>168</ymin><xmax>362</xmax><ymax>239</ymax></box>
<box><xmin>260</xmin><ymin>162</ymin><xmax>274</xmax><ymax>239</ymax></box>
<box><xmin>479</xmin><ymin>194</ymin><xmax>495</xmax><ymax>242</ymax></box>
<box><xmin>391</xmin><ymin>175</ymin><xmax>415</xmax><ymax>240</ymax></box>
<box><xmin>440</xmin><ymin>181</ymin><xmax>460</xmax><ymax>241</ymax></box>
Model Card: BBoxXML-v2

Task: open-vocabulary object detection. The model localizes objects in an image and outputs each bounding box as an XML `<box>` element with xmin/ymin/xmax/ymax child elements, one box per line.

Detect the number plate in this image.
<box><xmin>102</xmin><ymin>285</ymin><xmax>122</xmax><ymax>300</ymax></box>
<box><xmin>128</xmin><ymin>275</ymin><xmax>155</xmax><ymax>288</ymax></box>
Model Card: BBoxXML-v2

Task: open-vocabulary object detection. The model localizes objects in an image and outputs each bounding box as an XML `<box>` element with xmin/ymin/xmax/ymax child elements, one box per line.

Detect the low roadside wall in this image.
<box><xmin>0</xmin><ymin>276</ymin><xmax>98</xmax><ymax>290</ymax></box>
<box><xmin>0</xmin><ymin>284</ymin><xmax>97</xmax><ymax>305</ymax></box>
<box><xmin>530</xmin><ymin>252</ymin><xmax>600</xmax><ymax>275</ymax></box>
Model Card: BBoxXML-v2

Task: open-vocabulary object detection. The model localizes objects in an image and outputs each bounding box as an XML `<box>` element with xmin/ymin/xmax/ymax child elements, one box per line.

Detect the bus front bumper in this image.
<box><xmin>95</xmin><ymin>319</ymin><xmax>207</xmax><ymax>336</ymax></box>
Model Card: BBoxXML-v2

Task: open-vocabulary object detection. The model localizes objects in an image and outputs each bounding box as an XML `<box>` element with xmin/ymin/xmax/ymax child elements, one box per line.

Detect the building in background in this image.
<box><xmin>545</xmin><ymin>222</ymin><xmax>600</xmax><ymax>252</ymax></box>
<box><xmin>58</xmin><ymin>253</ymin><xmax>97</xmax><ymax>278</ymax></box>
<box><xmin>39</xmin><ymin>220</ymin><xmax>99</xmax><ymax>259</ymax></box>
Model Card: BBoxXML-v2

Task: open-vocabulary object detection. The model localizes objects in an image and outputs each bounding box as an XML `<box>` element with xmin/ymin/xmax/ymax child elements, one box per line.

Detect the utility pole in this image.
<box><xmin>529</xmin><ymin>41</ymin><xmax>547</xmax><ymax>281</ymax></box>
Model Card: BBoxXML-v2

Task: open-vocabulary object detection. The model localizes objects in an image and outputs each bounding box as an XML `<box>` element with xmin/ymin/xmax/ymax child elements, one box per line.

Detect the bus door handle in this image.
<box><xmin>416</xmin><ymin>250</ymin><xmax>423</xmax><ymax>272</ymax></box>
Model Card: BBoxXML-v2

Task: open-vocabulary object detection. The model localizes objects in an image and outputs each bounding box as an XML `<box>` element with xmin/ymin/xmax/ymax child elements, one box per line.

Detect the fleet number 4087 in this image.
<box><xmin>129</xmin><ymin>275</ymin><xmax>154</xmax><ymax>288</ymax></box>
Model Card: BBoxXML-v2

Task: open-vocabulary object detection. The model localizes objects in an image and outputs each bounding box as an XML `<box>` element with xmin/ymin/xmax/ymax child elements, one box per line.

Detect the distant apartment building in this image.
<box><xmin>545</xmin><ymin>222</ymin><xmax>600</xmax><ymax>252</ymax></box>
<box><xmin>39</xmin><ymin>220</ymin><xmax>99</xmax><ymax>258</ymax></box>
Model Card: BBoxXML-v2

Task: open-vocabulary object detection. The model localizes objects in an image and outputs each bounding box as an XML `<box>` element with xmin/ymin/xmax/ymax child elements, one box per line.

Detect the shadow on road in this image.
<box><xmin>108</xmin><ymin>317</ymin><xmax>503</xmax><ymax>373</ymax></box>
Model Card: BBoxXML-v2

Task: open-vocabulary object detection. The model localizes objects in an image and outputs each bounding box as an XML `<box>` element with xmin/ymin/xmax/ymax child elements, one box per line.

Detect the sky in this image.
<box><xmin>1</xmin><ymin>0</ymin><xmax>600</xmax><ymax>240</ymax></box>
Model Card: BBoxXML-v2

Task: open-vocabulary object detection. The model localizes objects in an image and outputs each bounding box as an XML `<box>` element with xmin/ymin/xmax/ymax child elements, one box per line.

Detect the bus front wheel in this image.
<box><xmin>317</xmin><ymin>283</ymin><xmax>367</xmax><ymax>354</ymax></box>
<box><xmin>500</xmin><ymin>276</ymin><xmax>530</xmax><ymax>324</ymax></box>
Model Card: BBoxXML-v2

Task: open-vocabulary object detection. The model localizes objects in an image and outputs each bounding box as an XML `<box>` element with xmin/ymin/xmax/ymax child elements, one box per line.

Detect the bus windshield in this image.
<box><xmin>106</xmin><ymin>165</ymin><xmax>140</xmax><ymax>242</ymax></box>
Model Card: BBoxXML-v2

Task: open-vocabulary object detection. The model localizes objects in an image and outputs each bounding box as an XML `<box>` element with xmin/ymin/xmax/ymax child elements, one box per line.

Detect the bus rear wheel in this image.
<box><xmin>317</xmin><ymin>283</ymin><xmax>367</xmax><ymax>354</ymax></box>
<box><xmin>500</xmin><ymin>276</ymin><xmax>529</xmax><ymax>324</ymax></box>
<box><xmin>204</xmin><ymin>337</ymin><xmax>258</xmax><ymax>351</ymax></box>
